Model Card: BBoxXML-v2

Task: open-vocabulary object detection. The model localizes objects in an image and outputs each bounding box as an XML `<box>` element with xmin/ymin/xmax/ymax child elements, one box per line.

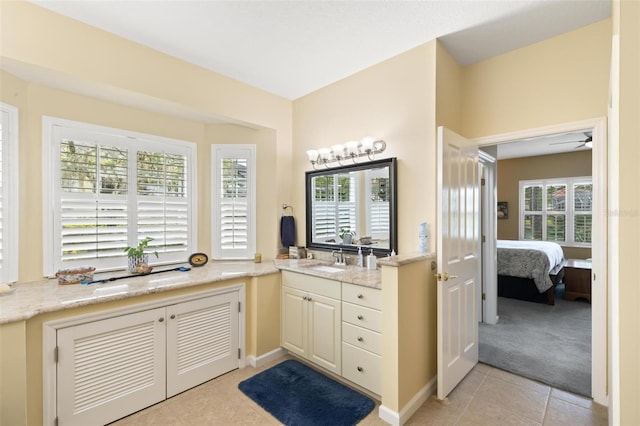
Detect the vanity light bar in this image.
<box><xmin>306</xmin><ymin>137</ymin><xmax>386</xmax><ymax>168</ymax></box>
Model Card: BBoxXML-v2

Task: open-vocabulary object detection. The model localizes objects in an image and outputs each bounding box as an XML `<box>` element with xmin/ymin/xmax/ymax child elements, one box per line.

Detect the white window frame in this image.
<box><xmin>42</xmin><ymin>117</ymin><xmax>197</xmax><ymax>276</ymax></box>
<box><xmin>519</xmin><ymin>176</ymin><xmax>592</xmax><ymax>247</ymax></box>
<box><xmin>1</xmin><ymin>103</ymin><xmax>19</xmax><ymax>284</ymax></box>
<box><xmin>211</xmin><ymin>144</ymin><xmax>256</xmax><ymax>260</ymax></box>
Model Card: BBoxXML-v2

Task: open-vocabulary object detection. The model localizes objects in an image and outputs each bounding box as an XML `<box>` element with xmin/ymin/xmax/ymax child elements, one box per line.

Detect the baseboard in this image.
<box><xmin>246</xmin><ymin>347</ymin><xmax>287</xmax><ymax>368</ymax></box>
<box><xmin>378</xmin><ymin>376</ymin><xmax>437</xmax><ymax>425</ymax></box>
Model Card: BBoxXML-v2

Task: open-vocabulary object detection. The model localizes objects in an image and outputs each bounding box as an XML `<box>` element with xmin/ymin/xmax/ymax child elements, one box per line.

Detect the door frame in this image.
<box><xmin>471</xmin><ymin>117</ymin><xmax>607</xmax><ymax>406</ymax></box>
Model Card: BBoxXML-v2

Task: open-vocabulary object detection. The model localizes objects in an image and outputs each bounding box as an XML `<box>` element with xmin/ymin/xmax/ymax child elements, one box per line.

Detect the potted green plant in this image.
<box><xmin>339</xmin><ymin>228</ymin><xmax>355</xmax><ymax>245</ymax></box>
<box><xmin>124</xmin><ymin>237</ymin><xmax>158</xmax><ymax>273</ymax></box>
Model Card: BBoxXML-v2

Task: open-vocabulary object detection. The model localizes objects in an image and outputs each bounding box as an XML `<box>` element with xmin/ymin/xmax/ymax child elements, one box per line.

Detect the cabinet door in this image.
<box><xmin>57</xmin><ymin>307</ymin><xmax>166</xmax><ymax>426</ymax></box>
<box><xmin>281</xmin><ymin>286</ymin><xmax>307</xmax><ymax>357</ymax></box>
<box><xmin>166</xmin><ymin>292</ymin><xmax>240</xmax><ymax>397</ymax></box>
<box><xmin>308</xmin><ymin>293</ymin><xmax>341</xmax><ymax>374</ymax></box>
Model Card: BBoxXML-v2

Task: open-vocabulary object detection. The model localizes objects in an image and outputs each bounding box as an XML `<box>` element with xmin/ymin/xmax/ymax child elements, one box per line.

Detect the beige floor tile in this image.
<box><xmin>550</xmin><ymin>388</ymin><xmax>595</xmax><ymax>409</ymax></box>
<box><xmin>472</xmin><ymin>375</ymin><xmax>549</xmax><ymax>423</ymax></box>
<box><xmin>488</xmin><ymin>367</ymin><xmax>551</xmax><ymax>396</ymax></box>
<box><xmin>457</xmin><ymin>397</ymin><xmax>542</xmax><ymax>426</ymax></box>
<box><xmin>451</xmin><ymin>369</ymin><xmax>488</xmax><ymax>396</ymax></box>
<box><xmin>405</xmin><ymin>391</ymin><xmax>474</xmax><ymax>425</ymax></box>
<box><xmin>543</xmin><ymin>397</ymin><xmax>608</xmax><ymax>426</ymax></box>
<box><xmin>473</xmin><ymin>362</ymin><xmax>492</xmax><ymax>376</ymax></box>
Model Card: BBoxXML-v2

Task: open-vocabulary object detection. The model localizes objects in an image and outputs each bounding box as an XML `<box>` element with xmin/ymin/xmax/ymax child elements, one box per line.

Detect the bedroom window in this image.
<box><xmin>43</xmin><ymin>117</ymin><xmax>197</xmax><ymax>275</ymax></box>
<box><xmin>211</xmin><ymin>145</ymin><xmax>256</xmax><ymax>259</ymax></box>
<box><xmin>0</xmin><ymin>103</ymin><xmax>18</xmax><ymax>284</ymax></box>
<box><xmin>519</xmin><ymin>177</ymin><xmax>592</xmax><ymax>247</ymax></box>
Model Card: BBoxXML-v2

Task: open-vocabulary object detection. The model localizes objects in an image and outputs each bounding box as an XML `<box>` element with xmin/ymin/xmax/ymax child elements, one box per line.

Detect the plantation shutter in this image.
<box><xmin>137</xmin><ymin>151</ymin><xmax>189</xmax><ymax>255</ymax></box>
<box><xmin>365</xmin><ymin>169</ymin><xmax>390</xmax><ymax>238</ymax></box>
<box><xmin>312</xmin><ymin>173</ymin><xmax>357</xmax><ymax>241</ymax></box>
<box><xmin>0</xmin><ymin>104</ymin><xmax>18</xmax><ymax>284</ymax></box>
<box><xmin>59</xmin><ymin>140</ymin><xmax>129</xmax><ymax>266</ymax></box>
<box><xmin>212</xmin><ymin>145</ymin><xmax>255</xmax><ymax>259</ymax></box>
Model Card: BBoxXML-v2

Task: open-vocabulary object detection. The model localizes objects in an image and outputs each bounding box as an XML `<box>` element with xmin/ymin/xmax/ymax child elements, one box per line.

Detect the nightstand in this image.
<box><xmin>563</xmin><ymin>259</ymin><xmax>592</xmax><ymax>302</ymax></box>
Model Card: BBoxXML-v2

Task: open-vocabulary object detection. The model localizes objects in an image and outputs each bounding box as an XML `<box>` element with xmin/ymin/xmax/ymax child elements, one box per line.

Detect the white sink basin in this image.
<box><xmin>309</xmin><ymin>265</ymin><xmax>344</xmax><ymax>274</ymax></box>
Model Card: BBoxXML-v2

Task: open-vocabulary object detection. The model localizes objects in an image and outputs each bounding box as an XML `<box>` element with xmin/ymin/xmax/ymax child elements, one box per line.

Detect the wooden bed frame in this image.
<box><xmin>497</xmin><ymin>260</ymin><xmax>566</xmax><ymax>305</ymax></box>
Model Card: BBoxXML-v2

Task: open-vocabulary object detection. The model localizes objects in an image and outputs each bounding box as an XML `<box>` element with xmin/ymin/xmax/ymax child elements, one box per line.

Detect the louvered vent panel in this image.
<box><xmin>176</xmin><ymin>303</ymin><xmax>231</xmax><ymax>374</ymax></box>
<box><xmin>72</xmin><ymin>321</ymin><xmax>156</xmax><ymax>413</ymax></box>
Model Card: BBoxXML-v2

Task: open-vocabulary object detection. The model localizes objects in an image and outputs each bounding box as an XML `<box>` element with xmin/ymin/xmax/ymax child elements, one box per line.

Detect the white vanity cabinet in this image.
<box><xmin>341</xmin><ymin>283</ymin><xmax>382</xmax><ymax>395</ymax></box>
<box><xmin>55</xmin><ymin>290</ymin><xmax>240</xmax><ymax>426</ymax></box>
<box><xmin>281</xmin><ymin>271</ymin><xmax>342</xmax><ymax>374</ymax></box>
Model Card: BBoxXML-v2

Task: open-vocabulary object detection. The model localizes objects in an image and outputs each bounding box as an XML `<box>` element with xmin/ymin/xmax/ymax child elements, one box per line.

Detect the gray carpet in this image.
<box><xmin>479</xmin><ymin>289</ymin><xmax>591</xmax><ymax>397</ymax></box>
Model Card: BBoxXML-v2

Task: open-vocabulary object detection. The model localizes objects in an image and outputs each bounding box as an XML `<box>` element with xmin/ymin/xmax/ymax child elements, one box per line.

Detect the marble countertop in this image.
<box><xmin>275</xmin><ymin>259</ymin><xmax>382</xmax><ymax>289</ymax></box>
<box><xmin>0</xmin><ymin>253</ymin><xmax>433</xmax><ymax>325</ymax></box>
<box><xmin>0</xmin><ymin>261</ymin><xmax>279</xmax><ymax>325</ymax></box>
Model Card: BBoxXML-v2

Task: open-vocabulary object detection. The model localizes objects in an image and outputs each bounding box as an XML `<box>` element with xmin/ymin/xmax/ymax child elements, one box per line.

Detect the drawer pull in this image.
<box><xmin>357</xmin><ymin>366</ymin><xmax>364</xmax><ymax>372</ymax></box>
<box><xmin>308</xmin><ymin>297</ymin><xmax>312</xmax><ymax>302</ymax></box>
<box><xmin>170</xmin><ymin>314</ymin><xmax>176</xmax><ymax>319</ymax></box>
<box><xmin>303</xmin><ymin>296</ymin><xmax>308</xmax><ymax>301</ymax></box>
<box><xmin>357</xmin><ymin>294</ymin><xmax>364</xmax><ymax>299</ymax></box>
<box><xmin>357</xmin><ymin>315</ymin><xmax>364</xmax><ymax>320</ymax></box>
<box><xmin>357</xmin><ymin>336</ymin><xmax>364</xmax><ymax>342</ymax></box>
<box><xmin>158</xmin><ymin>317</ymin><xmax>164</xmax><ymax>323</ymax></box>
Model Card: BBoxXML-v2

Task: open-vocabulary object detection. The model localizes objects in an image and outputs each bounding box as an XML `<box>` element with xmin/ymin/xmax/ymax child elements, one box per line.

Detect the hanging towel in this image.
<box><xmin>280</xmin><ymin>216</ymin><xmax>296</xmax><ymax>247</ymax></box>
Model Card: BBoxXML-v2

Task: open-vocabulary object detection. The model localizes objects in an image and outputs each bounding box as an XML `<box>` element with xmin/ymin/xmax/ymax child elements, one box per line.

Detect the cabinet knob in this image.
<box><xmin>357</xmin><ymin>366</ymin><xmax>364</xmax><ymax>372</ymax></box>
<box><xmin>357</xmin><ymin>315</ymin><xmax>364</xmax><ymax>320</ymax></box>
<box><xmin>170</xmin><ymin>314</ymin><xmax>176</xmax><ymax>319</ymax></box>
<box><xmin>308</xmin><ymin>297</ymin><xmax>312</xmax><ymax>302</ymax></box>
<box><xmin>303</xmin><ymin>296</ymin><xmax>307</xmax><ymax>301</ymax></box>
<box><xmin>158</xmin><ymin>317</ymin><xmax>164</xmax><ymax>323</ymax></box>
<box><xmin>357</xmin><ymin>294</ymin><xmax>364</xmax><ymax>299</ymax></box>
<box><xmin>357</xmin><ymin>336</ymin><xmax>364</xmax><ymax>342</ymax></box>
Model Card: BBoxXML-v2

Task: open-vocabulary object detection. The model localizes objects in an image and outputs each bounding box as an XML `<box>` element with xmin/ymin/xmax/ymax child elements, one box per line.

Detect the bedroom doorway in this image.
<box><xmin>472</xmin><ymin>117</ymin><xmax>607</xmax><ymax>405</ymax></box>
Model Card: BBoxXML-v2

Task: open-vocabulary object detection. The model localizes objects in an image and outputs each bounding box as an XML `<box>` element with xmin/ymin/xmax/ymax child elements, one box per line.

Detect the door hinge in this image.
<box><xmin>54</xmin><ymin>416</ymin><xmax>59</xmax><ymax>426</ymax></box>
<box><xmin>481</xmin><ymin>235</ymin><xmax>486</xmax><ymax>243</ymax></box>
<box><xmin>481</xmin><ymin>178</ymin><xmax>486</xmax><ymax>186</ymax></box>
<box><xmin>482</xmin><ymin>293</ymin><xmax>486</xmax><ymax>300</ymax></box>
<box><xmin>54</xmin><ymin>346</ymin><xmax>59</xmax><ymax>363</ymax></box>
<box><xmin>238</xmin><ymin>348</ymin><xmax>241</xmax><ymax>359</ymax></box>
<box><xmin>238</xmin><ymin>301</ymin><xmax>241</xmax><ymax>313</ymax></box>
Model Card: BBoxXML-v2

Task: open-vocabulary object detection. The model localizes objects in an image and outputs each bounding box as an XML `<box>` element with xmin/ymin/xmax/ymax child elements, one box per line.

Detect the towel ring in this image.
<box><xmin>282</xmin><ymin>204</ymin><xmax>293</xmax><ymax>216</ymax></box>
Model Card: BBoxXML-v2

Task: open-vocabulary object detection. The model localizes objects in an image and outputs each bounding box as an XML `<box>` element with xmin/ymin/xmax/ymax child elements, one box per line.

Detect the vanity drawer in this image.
<box><xmin>342</xmin><ymin>302</ymin><xmax>382</xmax><ymax>332</ymax></box>
<box><xmin>281</xmin><ymin>271</ymin><xmax>341</xmax><ymax>299</ymax></box>
<box><xmin>342</xmin><ymin>283</ymin><xmax>381</xmax><ymax>310</ymax></box>
<box><xmin>342</xmin><ymin>322</ymin><xmax>381</xmax><ymax>355</ymax></box>
<box><xmin>342</xmin><ymin>342</ymin><xmax>381</xmax><ymax>395</ymax></box>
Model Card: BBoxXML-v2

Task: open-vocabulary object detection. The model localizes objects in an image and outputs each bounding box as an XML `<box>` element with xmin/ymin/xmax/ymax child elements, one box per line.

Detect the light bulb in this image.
<box><xmin>306</xmin><ymin>149</ymin><xmax>319</xmax><ymax>162</ymax></box>
<box><xmin>331</xmin><ymin>144</ymin><xmax>345</xmax><ymax>158</ymax></box>
<box><xmin>361</xmin><ymin>136</ymin><xmax>375</xmax><ymax>152</ymax></box>
<box><xmin>345</xmin><ymin>141</ymin><xmax>359</xmax><ymax>156</ymax></box>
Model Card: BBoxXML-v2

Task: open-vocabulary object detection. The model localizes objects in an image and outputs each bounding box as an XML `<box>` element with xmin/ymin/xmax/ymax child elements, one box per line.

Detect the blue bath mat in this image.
<box><xmin>238</xmin><ymin>359</ymin><xmax>375</xmax><ymax>425</ymax></box>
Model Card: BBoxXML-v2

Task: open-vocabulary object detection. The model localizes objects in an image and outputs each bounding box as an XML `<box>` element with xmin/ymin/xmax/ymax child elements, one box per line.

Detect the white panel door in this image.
<box><xmin>57</xmin><ymin>307</ymin><xmax>166</xmax><ymax>426</ymax></box>
<box><xmin>166</xmin><ymin>291</ymin><xmax>240</xmax><ymax>397</ymax></box>
<box><xmin>437</xmin><ymin>126</ymin><xmax>480</xmax><ymax>400</ymax></box>
<box><xmin>308</xmin><ymin>293</ymin><xmax>341</xmax><ymax>374</ymax></box>
<box><xmin>281</xmin><ymin>286</ymin><xmax>308</xmax><ymax>357</ymax></box>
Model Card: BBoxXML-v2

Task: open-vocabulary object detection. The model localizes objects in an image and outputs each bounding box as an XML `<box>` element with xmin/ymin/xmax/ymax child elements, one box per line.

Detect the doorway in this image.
<box><xmin>472</xmin><ymin>117</ymin><xmax>607</xmax><ymax>406</ymax></box>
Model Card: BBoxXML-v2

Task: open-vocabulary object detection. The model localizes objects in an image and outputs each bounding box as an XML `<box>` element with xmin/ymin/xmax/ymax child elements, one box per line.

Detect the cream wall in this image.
<box><xmin>613</xmin><ymin>1</ymin><xmax>640</xmax><ymax>424</ymax></box>
<box><xmin>292</xmin><ymin>42</ymin><xmax>438</xmax><ymax>255</ymax></box>
<box><xmin>496</xmin><ymin>151</ymin><xmax>593</xmax><ymax>259</ymax></box>
<box><xmin>462</xmin><ymin>19</ymin><xmax>611</xmax><ymax>138</ymax></box>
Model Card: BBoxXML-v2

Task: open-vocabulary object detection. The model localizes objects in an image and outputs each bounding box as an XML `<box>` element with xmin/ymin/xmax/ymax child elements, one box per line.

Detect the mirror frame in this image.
<box><xmin>305</xmin><ymin>157</ymin><xmax>397</xmax><ymax>257</ymax></box>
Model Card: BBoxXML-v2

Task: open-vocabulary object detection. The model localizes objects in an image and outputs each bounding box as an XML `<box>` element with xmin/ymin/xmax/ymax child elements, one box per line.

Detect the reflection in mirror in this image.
<box><xmin>306</xmin><ymin>158</ymin><xmax>397</xmax><ymax>256</ymax></box>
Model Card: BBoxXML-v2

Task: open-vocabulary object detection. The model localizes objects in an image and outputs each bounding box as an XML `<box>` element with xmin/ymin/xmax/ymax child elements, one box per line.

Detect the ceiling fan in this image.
<box><xmin>550</xmin><ymin>132</ymin><xmax>593</xmax><ymax>149</ymax></box>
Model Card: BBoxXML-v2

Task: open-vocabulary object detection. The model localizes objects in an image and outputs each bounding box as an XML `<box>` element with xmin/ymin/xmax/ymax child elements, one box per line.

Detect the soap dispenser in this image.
<box><xmin>357</xmin><ymin>246</ymin><xmax>364</xmax><ymax>267</ymax></box>
<box><xmin>367</xmin><ymin>249</ymin><xmax>377</xmax><ymax>270</ymax></box>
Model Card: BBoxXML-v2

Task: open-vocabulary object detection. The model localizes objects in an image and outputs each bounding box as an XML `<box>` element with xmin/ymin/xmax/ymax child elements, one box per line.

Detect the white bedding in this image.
<box><xmin>497</xmin><ymin>240</ymin><xmax>565</xmax><ymax>273</ymax></box>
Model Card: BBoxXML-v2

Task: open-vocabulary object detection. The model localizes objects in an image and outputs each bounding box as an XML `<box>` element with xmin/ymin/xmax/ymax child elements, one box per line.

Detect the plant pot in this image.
<box><xmin>342</xmin><ymin>234</ymin><xmax>353</xmax><ymax>245</ymax></box>
<box><xmin>128</xmin><ymin>254</ymin><xmax>149</xmax><ymax>273</ymax></box>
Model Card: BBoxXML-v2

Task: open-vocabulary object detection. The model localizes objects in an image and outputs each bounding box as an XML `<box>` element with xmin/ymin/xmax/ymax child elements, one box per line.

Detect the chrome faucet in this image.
<box><xmin>332</xmin><ymin>249</ymin><xmax>347</xmax><ymax>266</ymax></box>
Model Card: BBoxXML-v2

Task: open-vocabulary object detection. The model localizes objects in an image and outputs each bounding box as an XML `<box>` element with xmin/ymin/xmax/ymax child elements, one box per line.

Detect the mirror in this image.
<box><xmin>306</xmin><ymin>158</ymin><xmax>397</xmax><ymax>256</ymax></box>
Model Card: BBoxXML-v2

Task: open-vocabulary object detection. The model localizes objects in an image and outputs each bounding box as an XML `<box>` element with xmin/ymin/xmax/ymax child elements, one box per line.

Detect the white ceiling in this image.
<box><xmin>31</xmin><ymin>0</ymin><xmax>611</xmax><ymax>101</ymax></box>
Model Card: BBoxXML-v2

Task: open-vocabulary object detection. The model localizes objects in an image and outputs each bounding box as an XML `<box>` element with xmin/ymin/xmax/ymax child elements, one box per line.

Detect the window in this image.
<box><xmin>43</xmin><ymin>118</ymin><xmax>197</xmax><ymax>275</ymax></box>
<box><xmin>211</xmin><ymin>145</ymin><xmax>256</xmax><ymax>259</ymax></box>
<box><xmin>311</xmin><ymin>172</ymin><xmax>358</xmax><ymax>242</ymax></box>
<box><xmin>0</xmin><ymin>103</ymin><xmax>18</xmax><ymax>284</ymax></box>
<box><xmin>365</xmin><ymin>168</ymin><xmax>390</xmax><ymax>238</ymax></box>
<box><xmin>519</xmin><ymin>177</ymin><xmax>592</xmax><ymax>246</ymax></box>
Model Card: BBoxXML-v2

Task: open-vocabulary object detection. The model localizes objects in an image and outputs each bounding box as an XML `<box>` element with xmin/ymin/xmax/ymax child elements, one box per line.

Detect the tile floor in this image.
<box><xmin>111</xmin><ymin>357</ymin><xmax>607</xmax><ymax>425</ymax></box>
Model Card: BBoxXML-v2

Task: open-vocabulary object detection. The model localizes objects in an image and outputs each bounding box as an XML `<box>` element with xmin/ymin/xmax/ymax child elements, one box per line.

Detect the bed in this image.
<box><xmin>497</xmin><ymin>240</ymin><xmax>566</xmax><ymax>305</ymax></box>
